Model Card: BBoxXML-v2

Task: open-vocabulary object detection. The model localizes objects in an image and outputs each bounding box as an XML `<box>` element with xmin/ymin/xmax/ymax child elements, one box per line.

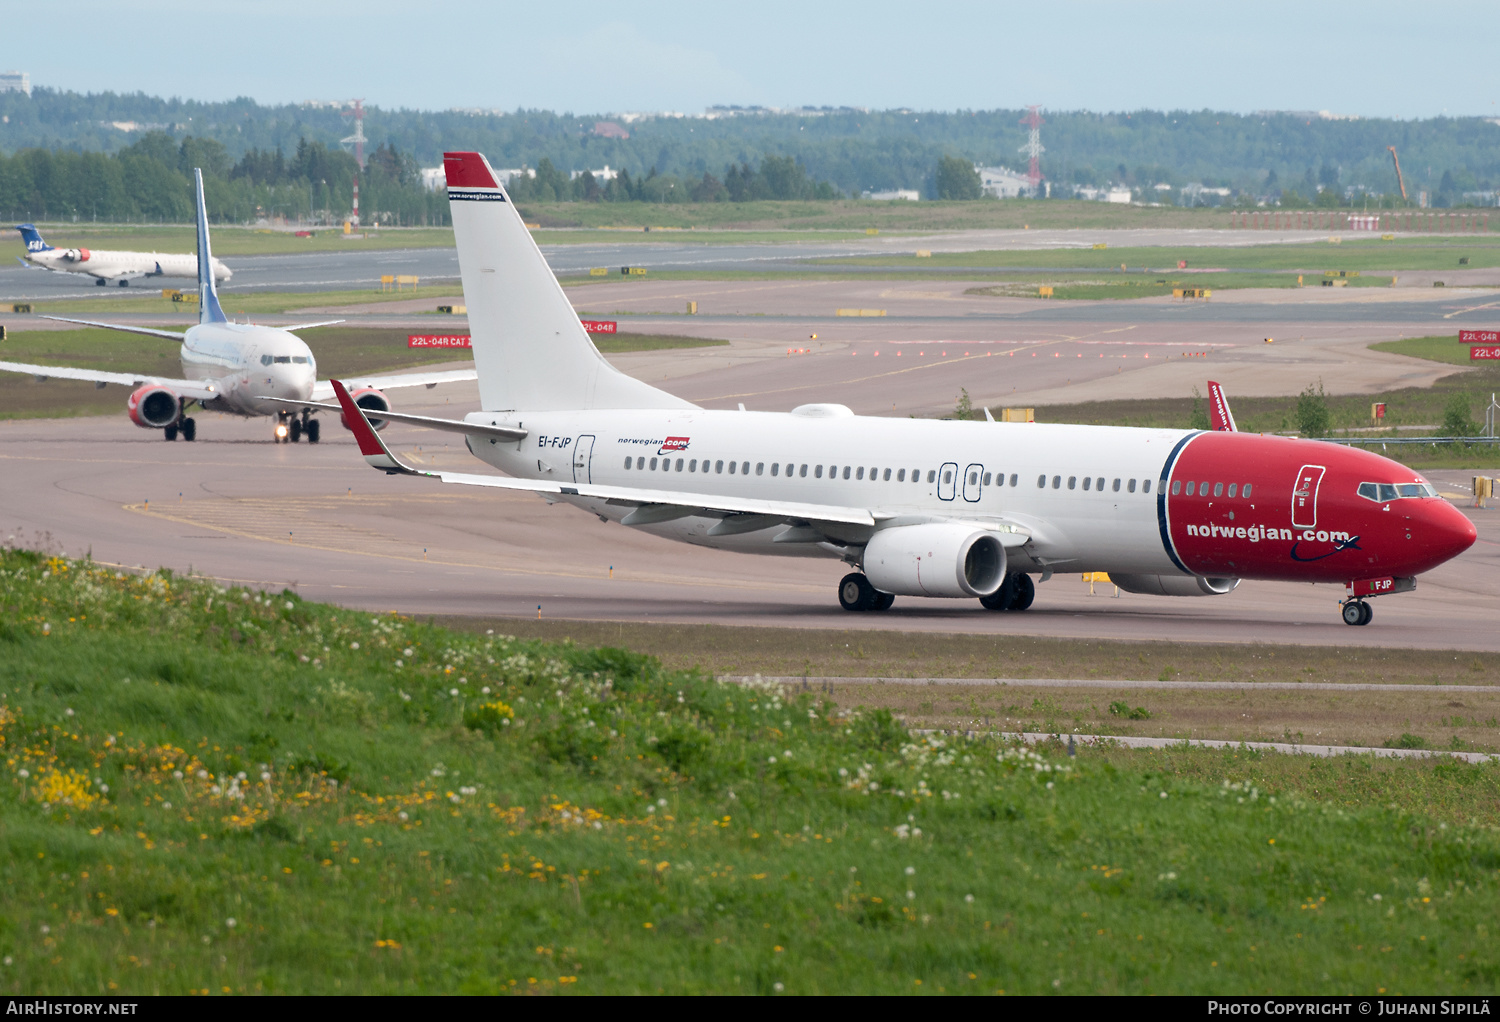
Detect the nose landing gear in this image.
<box><xmin>1341</xmin><ymin>600</ymin><xmax>1373</xmax><ymax>626</ymax></box>
<box><xmin>274</xmin><ymin>409</ymin><xmax>320</xmax><ymax>444</ymax></box>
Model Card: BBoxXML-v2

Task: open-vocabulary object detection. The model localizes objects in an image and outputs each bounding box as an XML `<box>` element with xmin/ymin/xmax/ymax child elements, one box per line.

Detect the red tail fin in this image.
<box><xmin>1206</xmin><ymin>381</ymin><xmax>1237</xmax><ymax>432</ymax></box>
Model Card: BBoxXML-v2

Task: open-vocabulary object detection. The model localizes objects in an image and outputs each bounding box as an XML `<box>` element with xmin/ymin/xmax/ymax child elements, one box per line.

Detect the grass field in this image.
<box><xmin>2</xmin><ymin>546</ymin><xmax>1497</xmax><ymax>995</ymax></box>
<box><xmin>30</xmin><ymin>285</ymin><xmax>465</xmax><ymax>318</ymax></box>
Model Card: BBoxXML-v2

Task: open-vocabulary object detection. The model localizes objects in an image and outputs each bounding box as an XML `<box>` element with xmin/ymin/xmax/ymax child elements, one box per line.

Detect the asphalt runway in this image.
<box><xmin>3</xmin><ymin>366</ymin><xmax>1497</xmax><ymax>652</ymax></box>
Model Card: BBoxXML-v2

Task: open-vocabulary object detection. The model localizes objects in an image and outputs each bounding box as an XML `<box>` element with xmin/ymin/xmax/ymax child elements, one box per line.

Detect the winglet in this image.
<box><xmin>192</xmin><ymin>169</ymin><xmax>228</xmax><ymax>325</ymax></box>
<box><xmin>1206</xmin><ymin>380</ymin><xmax>1238</xmax><ymax>432</ymax></box>
<box><xmin>330</xmin><ymin>379</ymin><xmax>423</xmax><ymax>474</ymax></box>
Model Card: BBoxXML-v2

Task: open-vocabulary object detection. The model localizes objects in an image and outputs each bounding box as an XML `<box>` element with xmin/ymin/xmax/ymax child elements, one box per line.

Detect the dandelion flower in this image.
<box><xmin>225</xmin><ymin>918</ymin><xmax>236</xmax><ymax>928</ymax></box>
<box><xmin>398</xmin><ymin>811</ymin><xmax>409</xmax><ymax>821</ymax></box>
<box><xmin>773</xmin><ymin>983</ymin><xmax>784</xmax><ymax>992</ymax></box>
<box><xmin>904</xmin><ymin>866</ymin><xmax>916</xmax><ymax>876</ymax></box>
<box><xmin>17</xmin><ymin>769</ymin><xmax>28</xmax><ymax>779</ymax></box>
<box><xmin>481</xmin><ymin>686</ymin><xmax>491</xmax><ymax>695</ymax></box>
<box><xmin>261</xmin><ymin>772</ymin><xmax>271</xmax><ymax>782</ymax></box>
<box><xmin>395</xmin><ymin>659</ymin><xmax>403</xmax><ymax>668</ymax></box>
<box><xmin>767</xmin><ymin>756</ymin><xmax>777</xmax><ymax>764</ymax></box>
<box><xmin>657</xmin><ymin>798</ymin><xmax>668</xmax><ymax>807</ymax></box>
<box><xmin>403</xmin><ymin>647</ymin><xmax>414</xmax><ymax>657</ymax></box>
<box><xmin>450</xmin><ymin>688</ymin><xmax>459</xmax><ymax>697</ymax></box>
<box><xmin>350</xmin><ymin>642</ymin><xmax>360</xmax><ymax>650</ymax></box>
<box><xmin>646</xmin><ymin>806</ymin><xmax>656</xmax><ymax>814</ymax></box>
<box><xmin>39</xmin><ymin>925</ymin><xmax>49</xmax><ymax>935</ymax></box>
<box><xmin>965</xmin><ymin>894</ymin><xmax>975</xmax><ymax>904</ymax></box>
<box><xmin>906</xmin><ymin>890</ymin><xmax>915</xmax><ymax>900</ymax></box>
<box><xmin>65</xmin><ymin>708</ymin><xmax>74</xmax><ymax>717</ymax></box>
<box><xmin>1159</xmin><ymin>792</ymin><xmax>1168</xmax><ymax>799</ymax></box>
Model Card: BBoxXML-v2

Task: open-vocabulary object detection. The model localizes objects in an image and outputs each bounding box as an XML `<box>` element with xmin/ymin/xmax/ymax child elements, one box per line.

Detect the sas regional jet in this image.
<box><xmin>16</xmin><ymin>223</ymin><xmax>231</xmax><ymax>287</ymax></box>
<box><xmin>321</xmin><ymin>151</ymin><xmax>1474</xmax><ymax>625</ymax></box>
<box><xmin>0</xmin><ymin>170</ymin><xmax>475</xmax><ymax>443</ymax></box>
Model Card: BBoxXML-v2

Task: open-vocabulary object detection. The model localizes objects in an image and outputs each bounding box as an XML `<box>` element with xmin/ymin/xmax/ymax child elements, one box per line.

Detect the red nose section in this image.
<box><xmin>1417</xmin><ymin>498</ymin><xmax>1478</xmax><ymax>567</ymax></box>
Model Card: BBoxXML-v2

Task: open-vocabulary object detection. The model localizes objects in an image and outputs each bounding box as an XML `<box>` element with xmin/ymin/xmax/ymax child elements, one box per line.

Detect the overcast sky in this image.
<box><xmin>17</xmin><ymin>1</ymin><xmax>1500</xmax><ymax>119</ymax></box>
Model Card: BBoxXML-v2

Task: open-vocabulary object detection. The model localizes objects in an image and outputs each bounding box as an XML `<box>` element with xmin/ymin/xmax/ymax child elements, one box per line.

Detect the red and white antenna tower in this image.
<box><xmin>340</xmin><ymin>98</ymin><xmax>367</xmax><ymax>167</ymax></box>
<box><xmin>1019</xmin><ymin>105</ymin><xmax>1044</xmax><ymax>196</ymax></box>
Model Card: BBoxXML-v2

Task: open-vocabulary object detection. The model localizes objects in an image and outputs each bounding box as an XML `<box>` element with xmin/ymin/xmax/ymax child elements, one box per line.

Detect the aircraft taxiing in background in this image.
<box><xmin>323</xmin><ymin>150</ymin><xmax>1475</xmax><ymax>627</ymax></box>
<box><xmin>0</xmin><ymin>169</ymin><xmax>476</xmax><ymax>443</ymax></box>
<box><xmin>15</xmin><ymin>223</ymin><xmax>232</xmax><ymax>287</ymax></box>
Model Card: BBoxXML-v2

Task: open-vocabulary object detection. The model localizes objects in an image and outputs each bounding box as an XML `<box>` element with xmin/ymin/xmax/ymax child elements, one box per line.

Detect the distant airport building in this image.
<box><xmin>570</xmin><ymin>166</ymin><xmax>619</xmax><ymax>182</ymax></box>
<box><xmin>862</xmin><ymin>189</ymin><xmax>920</xmax><ymax>201</ymax></box>
<box><xmin>976</xmin><ymin>165</ymin><xmax>1030</xmax><ymax>199</ymax></box>
<box><xmin>422</xmin><ymin>166</ymin><xmax>536</xmax><ymax>191</ymax></box>
<box><xmin>0</xmin><ymin>71</ymin><xmax>30</xmax><ymax>96</ymax></box>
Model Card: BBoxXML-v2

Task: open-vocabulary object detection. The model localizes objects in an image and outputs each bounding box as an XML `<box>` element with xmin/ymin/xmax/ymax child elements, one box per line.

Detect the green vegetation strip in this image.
<box><xmin>2</xmin><ymin>548</ymin><xmax>1497</xmax><ymax>994</ymax></box>
<box><xmin>31</xmin><ymin>284</ymin><xmax>464</xmax><ymax>317</ymax></box>
<box><xmin>826</xmin><ymin>237</ymin><xmax>1500</xmax><ymax>272</ymax></box>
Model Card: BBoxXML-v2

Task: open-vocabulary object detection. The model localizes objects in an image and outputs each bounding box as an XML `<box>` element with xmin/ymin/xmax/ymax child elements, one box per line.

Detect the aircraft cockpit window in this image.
<box><xmin>1362</xmin><ymin>481</ymin><xmax>1438</xmax><ymax>501</ymax></box>
<box><xmin>291</xmin><ymin>356</ymin><xmax>309</xmax><ymax>364</ymax></box>
<box><xmin>273</xmin><ymin>356</ymin><xmax>291</xmax><ymax>363</ymax></box>
<box><xmin>260</xmin><ymin>355</ymin><xmax>272</xmax><ymax>365</ymax></box>
<box><xmin>1379</xmin><ymin>484</ymin><xmax>1398</xmax><ymax>501</ymax></box>
<box><xmin>1398</xmin><ymin>483</ymin><xmax>1433</xmax><ymax>498</ymax></box>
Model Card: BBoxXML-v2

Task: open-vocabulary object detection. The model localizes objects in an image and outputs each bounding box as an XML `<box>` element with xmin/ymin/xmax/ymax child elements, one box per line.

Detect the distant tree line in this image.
<box><xmin>3</xmin><ymin>86</ymin><xmax>1497</xmax><ymax>210</ymax></box>
<box><xmin>505</xmin><ymin>154</ymin><xmax>840</xmax><ymax>203</ymax></box>
<box><xmin>0</xmin><ymin>131</ymin><xmax>447</xmax><ymax>224</ymax></box>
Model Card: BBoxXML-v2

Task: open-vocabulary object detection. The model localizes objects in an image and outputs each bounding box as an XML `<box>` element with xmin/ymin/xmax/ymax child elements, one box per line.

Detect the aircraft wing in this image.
<box><xmin>0</xmin><ymin>359</ymin><xmax>220</xmax><ymax>401</ymax></box>
<box><xmin>283</xmin><ymin>320</ymin><xmax>346</xmax><ymax>332</ymax></box>
<box><xmin>41</xmin><ymin>316</ymin><xmax>187</xmax><ymax>342</ymax></box>
<box><xmin>327</xmin><ymin>380</ymin><xmax>876</xmax><ymax>529</ymax></box>
<box><xmin>256</xmin><ymin>396</ymin><xmax>527</xmax><ymax>442</ymax></box>
<box><xmin>310</xmin><ymin>368</ymin><xmax>478</xmax><ymax>401</ymax></box>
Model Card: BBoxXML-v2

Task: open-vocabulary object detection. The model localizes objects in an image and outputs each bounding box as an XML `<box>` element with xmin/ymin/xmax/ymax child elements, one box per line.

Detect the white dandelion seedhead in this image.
<box><xmin>225</xmin><ymin>918</ymin><xmax>237</xmax><ymax>928</ymax></box>
<box><xmin>398</xmin><ymin>811</ymin><xmax>409</xmax><ymax>821</ymax></box>
<box><xmin>657</xmin><ymin>798</ymin><xmax>668</xmax><ymax>807</ymax></box>
<box><xmin>906</xmin><ymin>890</ymin><xmax>915</xmax><ymax>900</ymax></box>
<box><xmin>350</xmin><ymin>642</ymin><xmax>360</xmax><ymax>650</ymax></box>
<box><xmin>904</xmin><ymin>866</ymin><xmax>916</xmax><ymax>876</ymax></box>
<box><xmin>403</xmin><ymin>647</ymin><xmax>414</xmax><ymax>657</ymax></box>
<box><xmin>965</xmin><ymin>894</ymin><xmax>975</xmax><ymax>904</ymax></box>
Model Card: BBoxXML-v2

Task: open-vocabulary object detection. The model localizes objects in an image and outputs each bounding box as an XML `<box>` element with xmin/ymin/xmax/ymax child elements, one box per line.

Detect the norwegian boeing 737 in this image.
<box><xmin>16</xmin><ymin>223</ymin><xmax>231</xmax><ymax>286</ymax></box>
<box><xmin>0</xmin><ymin>170</ymin><xmax>475</xmax><ymax>442</ymax></box>
<box><xmin>321</xmin><ymin>151</ymin><xmax>1475</xmax><ymax>626</ymax></box>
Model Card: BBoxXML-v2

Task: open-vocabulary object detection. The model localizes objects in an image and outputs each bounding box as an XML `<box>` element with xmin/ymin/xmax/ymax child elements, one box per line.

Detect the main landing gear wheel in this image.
<box><xmin>94</xmin><ymin>278</ymin><xmax>106</xmax><ymax>287</ymax></box>
<box><xmin>838</xmin><ymin>573</ymin><xmax>893</xmax><ymax>612</ymax></box>
<box><xmin>289</xmin><ymin>417</ymin><xmax>303</xmax><ymax>443</ymax></box>
<box><xmin>118</xmin><ymin>279</ymin><xmax>129</xmax><ymax>287</ymax></box>
<box><xmin>163</xmin><ymin>424</ymin><xmax>178</xmax><ymax>441</ymax></box>
<box><xmin>306</xmin><ymin>418</ymin><xmax>320</xmax><ymax>444</ymax></box>
<box><xmin>1342</xmin><ymin>600</ymin><xmax>1373</xmax><ymax>626</ymax></box>
<box><xmin>980</xmin><ymin>572</ymin><xmax>1035</xmax><ymax>611</ymax></box>
<box><xmin>180</xmin><ymin>417</ymin><xmax>196</xmax><ymax>442</ymax></box>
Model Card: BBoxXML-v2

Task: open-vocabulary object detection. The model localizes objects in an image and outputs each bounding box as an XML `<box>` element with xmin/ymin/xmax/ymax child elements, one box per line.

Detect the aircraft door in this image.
<box><xmin>937</xmin><ymin>461</ymin><xmax>958</xmax><ymax>501</ymax></box>
<box><xmin>962</xmin><ymin>463</ymin><xmax>984</xmax><ymax>503</ymax></box>
<box><xmin>1291</xmin><ymin>464</ymin><xmax>1326</xmax><ymax>530</ymax></box>
<box><xmin>572</xmin><ymin>434</ymin><xmax>596</xmax><ymax>484</ymax></box>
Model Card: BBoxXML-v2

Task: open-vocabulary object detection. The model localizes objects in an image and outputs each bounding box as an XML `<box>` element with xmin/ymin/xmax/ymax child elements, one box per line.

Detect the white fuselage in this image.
<box><xmin>28</xmin><ymin>247</ymin><xmax>231</xmax><ymax>283</ymax></box>
<box><xmin>460</xmin><ymin>405</ymin><xmax>1185</xmax><ymax>575</ymax></box>
<box><xmin>180</xmin><ymin>322</ymin><xmax>315</xmax><ymax>416</ymax></box>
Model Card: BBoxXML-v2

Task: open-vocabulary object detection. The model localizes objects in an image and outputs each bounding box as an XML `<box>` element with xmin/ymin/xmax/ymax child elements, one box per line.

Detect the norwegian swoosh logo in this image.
<box><xmin>1288</xmin><ymin>536</ymin><xmax>1362</xmax><ymax>562</ymax></box>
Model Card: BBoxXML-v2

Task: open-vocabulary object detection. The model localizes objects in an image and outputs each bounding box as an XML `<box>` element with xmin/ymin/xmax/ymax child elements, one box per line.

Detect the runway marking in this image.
<box><xmin>726</xmin><ymin>675</ymin><xmax>1500</xmax><ymax>694</ymax></box>
<box><xmin>1443</xmin><ymin>299</ymin><xmax>1500</xmax><ymax>320</ymax></box>
<box><xmin>689</xmin><ymin>328</ymin><xmax>1140</xmax><ymax>402</ymax></box>
<box><xmin>122</xmin><ymin>496</ymin><xmax>828</xmax><ymax>595</ymax></box>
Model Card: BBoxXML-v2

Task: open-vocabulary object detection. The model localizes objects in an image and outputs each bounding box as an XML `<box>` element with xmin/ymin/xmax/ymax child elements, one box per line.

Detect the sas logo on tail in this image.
<box><xmin>659</xmin><ymin>436</ymin><xmax>691</xmax><ymax>453</ymax></box>
<box><xmin>26</xmin><ymin>239</ymin><xmax>46</xmax><ymax>252</ymax></box>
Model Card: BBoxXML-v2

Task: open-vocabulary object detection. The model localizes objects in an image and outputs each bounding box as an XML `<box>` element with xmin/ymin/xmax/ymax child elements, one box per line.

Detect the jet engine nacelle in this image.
<box><xmin>862</xmin><ymin>522</ymin><xmax>1007</xmax><ymax>598</ymax></box>
<box><xmin>127</xmin><ymin>384</ymin><xmax>180</xmax><ymax>429</ymax></box>
<box><xmin>339</xmin><ymin>387</ymin><xmax>390</xmax><ymax>432</ymax></box>
<box><xmin>62</xmin><ymin>248</ymin><xmax>91</xmax><ymax>262</ymax></box>
<box><xmin>1110</xmin><ymin>573</ymin><xmax>1239</xmax><ymax>597</ymax></box>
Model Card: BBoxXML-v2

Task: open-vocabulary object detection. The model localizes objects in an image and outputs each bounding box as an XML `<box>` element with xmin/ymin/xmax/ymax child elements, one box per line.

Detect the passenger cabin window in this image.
<box><xmin>927</xmin><ymin>470</ymin><xmax>935</xmax><ymax>483</ymax></box>
<box><xmin>676</xmin><ymin>458</ymin><xmax>683</xmax><ymax>471</ymax></box>
<box><xmin>1143</xmin><ymin>480</ymin><xmax>1152</xmax><ymax>493</ymax></box>
<box><xmin>1130</xmin><ymin>479</ymin><xmax>1138</xmax><ymax>493</ymax></box>
<box><xmin>897</xmin><ymin>469</ymin><xmax>906</xmax><ymax>482</ymax></box>
<box><xmin>1009</xmin><ymin>474</ymin><xmax>1018</xmax><ymax>487</ymax></box>
<box><xmin>771</xmin><ymin>463</ymin><xmax>780</xmax><ymax>477</ymax></box>
<box><xmin>1112</xmin><ymin>478</ymin><xmax>1121</xmax><ymax>492</ymax></box>
<box><xmin>624</xmin><ymin>457</ymin><xmax>633</xmax><ymax>469</ymax></box>
<box><xmin>800</xmin><ymin>465</ymin><xmax>808</xmax><ymax>477</ymax></box>
<box><xmin>983</xmin><ymin>472</ymin><xmax>991</xmax><ymax>485</ymax></box>
<box><xmin>787</xmin><ymin>463</ymin><xmax>795</xmax><ymax>476</ymax></box>
<box><xmin>1038</xmin><ymin>475</ymin><xmax>1047</xmax><ymax>488</ymax></box>
<box><xmin>856</xmin><ymin>467</ymin><xmax>864</xmax><ymax>480</ymax></box>
<box><xmin>650</xmin><ymin>457</ymin><xmax>659</xmax><ymax>470</ymax></box>
<box><xmin>1213</xmin><ymin>482</ymin><xmax>1224</xmax><ymax>497</ymax></box>
<box><xmin>1052</xmin><ymin>476</ymin><xmax>1061</xmax><ymax>489</ymax></box>
<box><xmin>943</xmin><ymin>469</ymin><xmax>953</xmax><ymax>485</ymax></box>
<box><xmin>1227</xmin><ymin>483</ymin><xmax>1236</xmax><ymax>497</ymax></box>
<box><xmin>1173</xmin><ymin>480</ymin><xmax>1183</xmax><ymax>495</ymax></box>
<box><xmin>815</xmin><ymin>465</ymin><xmax>824</xmax><ymax>478</ymax></box>
<box><xmin>843</xmin><ymin>467</ymin><xmax>852</xmax><ymax>480</ymax></box>
<box><xmin>1082</xmin><ymin>477</ymin><xmax>1091</xmax><ymax>491</ymax></box>
<box><xmin>1243</xmin><ymin>483</ymin><xmax>1252</xmax><ymax>498</ymax></box>
<box><xmin>1185</xmin><ymin>481</ymin><xmax>1194</xmax><ymax>496</ymax></box>
<box><xmin>689</xmin><ymin>459</ymin><xmax>697</xmax><ymax>472</ymax></box>
<box><xmin>1096</xmin><ymin>477</ymin><xmax>1105</xmax><ymax>491</ymax></box>
<box><xmin>728</xmin><ymin>461</ymin><xmax>736</xmax><ymax>474</ymax></box>
<box><xmin>716</xmin><ymin>460</ymin><xmax>724</xmax><ymax>473</ymax></box>
<box><xmin>741</xmin><ymin>462</ymin><xmax>750</xmax><ymax>475</ymax></box>
<box><xmin>756</xmin><ymin>463</ymin><xmax>764</xmax><ymax>476</ymax></box>
<box><xmin>883</xmin><ymin>468</ymin><xmax>892</xmax><ymax>481</ymax></box>
<box><xmin>1068</xmin><ymin>476</ymin><xmax>1077</xmax><ymax>490</ymax></box>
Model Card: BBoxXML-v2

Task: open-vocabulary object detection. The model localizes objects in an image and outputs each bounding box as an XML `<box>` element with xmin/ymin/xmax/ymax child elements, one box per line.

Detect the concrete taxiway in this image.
<box><xmin>3</xmin><ymin>375</ymin><xmax>1497</xmax><ymax>652</ymax></box>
